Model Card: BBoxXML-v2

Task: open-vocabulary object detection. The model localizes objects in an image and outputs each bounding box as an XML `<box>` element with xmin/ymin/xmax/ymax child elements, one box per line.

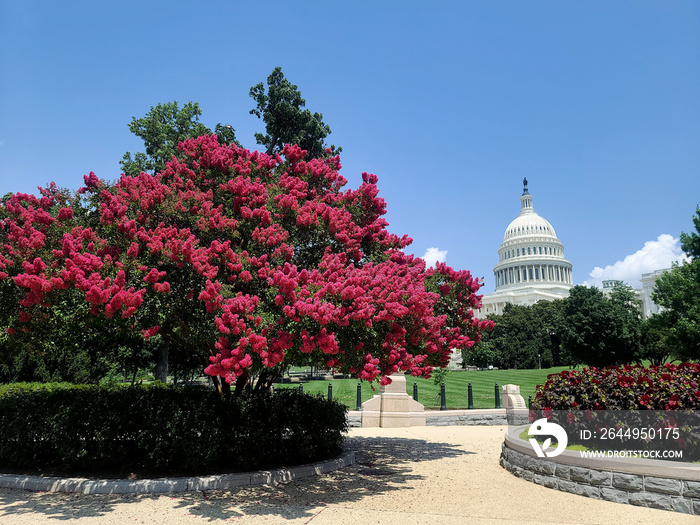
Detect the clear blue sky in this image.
<box><xmin>1</xmin><ymin>1</ymin><xmax>698</xmax><ymax>293</ymax></box>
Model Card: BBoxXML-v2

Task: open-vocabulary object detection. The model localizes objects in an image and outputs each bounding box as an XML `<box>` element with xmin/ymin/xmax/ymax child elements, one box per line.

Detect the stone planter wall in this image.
<box><xmin>501</xmin><ymin>431</ymin><xmax>700</xmax><ymax>515</ymax></box>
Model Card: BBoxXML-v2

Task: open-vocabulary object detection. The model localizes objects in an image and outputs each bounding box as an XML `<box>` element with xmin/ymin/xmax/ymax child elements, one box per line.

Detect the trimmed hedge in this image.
<box><xmin>533</xmin><ymin>362</ymin><xmax>700</xmax><ymax>411</ymax></box>
<box><xmin>0</xmin><ymin>383</ymin><xmax>347</xmax><ymax>477</ymax></box>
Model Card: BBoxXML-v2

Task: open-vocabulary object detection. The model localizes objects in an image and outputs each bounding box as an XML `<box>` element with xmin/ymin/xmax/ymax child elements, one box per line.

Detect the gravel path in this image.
<box><xmin>0</xmin><ymin>426</ymin><xmax>697</xmax><ymax>524</ymax></box>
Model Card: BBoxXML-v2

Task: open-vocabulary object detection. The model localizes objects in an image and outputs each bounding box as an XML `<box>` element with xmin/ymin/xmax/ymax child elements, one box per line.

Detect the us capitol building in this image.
<box><xmin>475</xmin><ymin>179</ymin><xmax>573</xmax><ymax>317</ymax></box>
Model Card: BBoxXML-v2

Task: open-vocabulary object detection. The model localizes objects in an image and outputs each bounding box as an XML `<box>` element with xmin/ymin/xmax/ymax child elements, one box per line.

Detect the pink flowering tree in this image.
<box><xmin>0</xmin><ymin>136</ymin><xmax>493</xmax><ymax>393</ymax></box>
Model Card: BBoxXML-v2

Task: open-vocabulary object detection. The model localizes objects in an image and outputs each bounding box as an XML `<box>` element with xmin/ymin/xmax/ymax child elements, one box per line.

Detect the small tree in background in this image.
<box><xmin>249</xmin><ymin>67</ymin><xmax>341</xmax><ymax>158</ymax></box>
<box><xmin>652</xmin><ymin>205</ymin><xmax>700</xmax><ymax>360</ymax></box>
<box><xmin>559</xmin><ymin>284</ymin><xmax>641</xmax><ymax>368</ymax></box>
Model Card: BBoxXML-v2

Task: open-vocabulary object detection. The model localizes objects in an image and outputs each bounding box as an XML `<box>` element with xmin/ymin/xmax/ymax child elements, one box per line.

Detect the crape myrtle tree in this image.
<box><xmin>0</xmin><ymin>136</ymin><xmax>493</xmax><ymax>394</ymax></box>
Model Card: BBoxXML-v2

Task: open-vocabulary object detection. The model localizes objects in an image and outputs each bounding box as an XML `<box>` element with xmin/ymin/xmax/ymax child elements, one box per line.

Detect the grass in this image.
<box><xmin>274</xmin><ymin>366</ymin><xmax>570</xmax><ymax>410</ymax></box>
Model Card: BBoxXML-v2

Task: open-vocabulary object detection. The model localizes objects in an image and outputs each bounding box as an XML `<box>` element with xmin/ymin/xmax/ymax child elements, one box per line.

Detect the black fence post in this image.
<box><xmin>468</xmin><ymin>382</ymin><xmax>474</xmax><ymax>410</ymax></box>
<box><xmin>298</xmin><ymin>383</ymin><xmax>303</xmax><ymax>394</ymax></box>
<box><xmin>328</xmin><ymin>382</ymin><xmax>332</xmax><ymax>401</ymax></box>
<box><xmin>356</xmin><ymin>382</ymin><xmax>362</xmax><ymax>410</ymax></box>
<box><xmin>528</xmin><ymin>395</ymin><xmax>532</xmax><ymax>410</ymax></box>
<box><xmin>413</xmin><ymin>382</ymin><xmax>418</xmax><ymax>402</ymax></box>
<box><xmin>440</xmin><ymin>382</ymin><xmax>447</xmax><ymax>411</ymax></box>
<box><xmin>495</xmin><ymin>382</ymin><xmax>500</xmax><ymax>409</ymax></box>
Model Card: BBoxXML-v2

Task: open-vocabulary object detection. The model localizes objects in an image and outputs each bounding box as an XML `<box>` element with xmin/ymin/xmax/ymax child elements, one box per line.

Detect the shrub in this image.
<box><xmin>532</xmin><ymin>362</ymin><xmax>700</xmax><ymax>411</ymax></box>
<box><xmin>0</xmin><ymin>383</ymin><xmax>347</xmax><ymax>477</ymax></box>
<box><xmin>530</xmin><ymin>363</ymin><xmax>700</xmax><ymax>461</ymax></box>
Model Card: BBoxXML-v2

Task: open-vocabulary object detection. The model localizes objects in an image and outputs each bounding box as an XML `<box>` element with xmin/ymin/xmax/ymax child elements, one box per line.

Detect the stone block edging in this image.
<box><xmin>347</xmin><ymin>408</ymin><xmax>508</xmax><ymax>427</ymax></box>
<box><xmin>501</xmin><ymin>428</ymin><xmax>700</xmax><ymax>515</ymax></box>
<box><xmin>0</xmin><ymin>450</ymin><xmax>355</xmax><ymax>495</ymax></box>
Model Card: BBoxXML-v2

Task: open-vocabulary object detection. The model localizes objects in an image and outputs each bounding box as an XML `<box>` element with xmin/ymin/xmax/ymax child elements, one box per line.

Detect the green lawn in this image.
<box><xmin>274</xmin><ymin>367</ymin><xmax>569</xmax><ymax>410</ymax></box>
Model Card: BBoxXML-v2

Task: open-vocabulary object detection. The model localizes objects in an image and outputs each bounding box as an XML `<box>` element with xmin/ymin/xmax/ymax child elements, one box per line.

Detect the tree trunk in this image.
<box><xmin>155</xmin><ymin>347</ymin><xmax>169</xmax><ymax>383</ymax></box>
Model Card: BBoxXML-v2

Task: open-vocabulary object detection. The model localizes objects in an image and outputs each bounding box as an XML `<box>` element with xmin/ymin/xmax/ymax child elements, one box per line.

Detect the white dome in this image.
<box><xmin>490</xmin><ymin>179</ymin><xmax>573</xmax><ymax>294</ymax></box>
<box><xmin>503</xmin><ymin>212</ymin><xmax>557</xmax><ymax>241</ymax></box>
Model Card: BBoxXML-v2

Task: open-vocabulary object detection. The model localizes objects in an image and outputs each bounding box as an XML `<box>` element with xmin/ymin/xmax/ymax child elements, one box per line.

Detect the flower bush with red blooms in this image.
<box><xmin>533</xmin><ymin>362</ymin><xmax>700</xmax><ymax>411</ymax></box>
<box><xmin>0</xmin><ymin>136</ymin><xmax>493</xmax><ymax>391</ymax></box>
<box><xmin>531</xmin><ymin>363</ymin><xmax>700</xmax><ymax>461</ymax></box>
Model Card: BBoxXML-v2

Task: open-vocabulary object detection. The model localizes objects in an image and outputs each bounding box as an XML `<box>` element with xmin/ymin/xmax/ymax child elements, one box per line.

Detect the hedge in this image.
<box><xmin>0</xmin><ymin>383</ymin><xmax>347</xmax><ymax>477</ymax></box>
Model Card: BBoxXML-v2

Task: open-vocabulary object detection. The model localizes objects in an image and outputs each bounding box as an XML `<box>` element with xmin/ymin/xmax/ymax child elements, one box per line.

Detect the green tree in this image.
<box><xmin>680</xmin><ymin>205</ymin><xmax>700</xmax><ymax>258</ymax></box>
<box><xmin>249</xmin><ymin>67</ymin><xmax>341</xmax><ymax>158</ymax></box>
<box><xmin>559</xmin><ymin>284</ymin><xmax>641</xmax><ymax>367</ymax></box>
<box><xmin>486</xmin><ymin>302</ymin><xmax>561</xmax><ymax>369</ymax></box>
<box><xmin>639</xmin><ymin>311</ymin><xmax>675</xmax><ymax>366</ymax></box>
<box><xmin>652</xmin><ymin>262</ymin><xmax>700</xmax><ymax>360</ymax></box>
<box><xmin>463</xmin><ymin>340</ymin><xmax>500</xmax><ymax>369</ymax></box>
<box><xmin>120</xmin><ymin>101</ymin><xmax>239</xmax><ymax>176</ymax></box>
<box><xmin>652</xmin><ymin>206</ymin><xmax>700</xmax><ymax>360</ymax></box>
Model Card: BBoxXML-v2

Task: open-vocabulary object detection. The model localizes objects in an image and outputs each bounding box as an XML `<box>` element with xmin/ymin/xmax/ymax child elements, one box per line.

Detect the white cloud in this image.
<box><xmin>583</xmin><ymin>234</ymin><xmax>689</xmax><ymax>288</ymax></box>
<box><xmin>421</xmin><ymin>247</ymin><xmax>448</xmax><ymax>268</ymax></box>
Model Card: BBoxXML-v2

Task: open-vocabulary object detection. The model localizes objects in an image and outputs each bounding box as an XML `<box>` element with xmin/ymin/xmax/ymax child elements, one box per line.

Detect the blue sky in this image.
<box><xmin>1</xmin><ymin>1</ymin><xmax>698</xmax><ymax>293</ymax></box>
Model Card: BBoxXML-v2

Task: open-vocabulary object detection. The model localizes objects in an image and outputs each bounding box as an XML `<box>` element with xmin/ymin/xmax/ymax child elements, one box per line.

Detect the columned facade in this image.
<box><xmin>476</xmin><ymin>179</ymin><xmax>573</xmax><ymax>317</ymax></box>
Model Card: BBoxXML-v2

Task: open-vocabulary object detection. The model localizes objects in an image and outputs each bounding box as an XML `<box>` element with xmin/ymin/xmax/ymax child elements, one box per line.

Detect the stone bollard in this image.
<box><xmin>502</xmin><ymin>384</ymin><xmax>528</xmax><ymax>425</ymax></box>
<box><xmin>361</xmin><ymin>373</ymin><xmax>426</xmax><ymax>427</ymax></box>
<box><xmin>502</xmin><ymin>384</ymin><xmax>526</xmax><ymax>409</ymax></box>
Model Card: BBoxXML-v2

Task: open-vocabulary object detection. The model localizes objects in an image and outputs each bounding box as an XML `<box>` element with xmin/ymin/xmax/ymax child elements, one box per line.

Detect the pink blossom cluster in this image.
<box><xmin>0</xmin><ymin>135</ymin><xmax>493</xmax><ymax>385</ymax></box>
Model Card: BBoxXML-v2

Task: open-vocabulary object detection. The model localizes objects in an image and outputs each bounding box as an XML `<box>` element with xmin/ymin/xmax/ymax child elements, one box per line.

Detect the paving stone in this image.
<box><xmin>554</xmin><ymin>465</ymin><xmax>570</xmax><ymax>480</ymax></box>
<box><xmin>683</xmin><ymin>481</ymin><xmax>700</xmax><ymax>498</ymax></box>
<box><xmin>570</xmin><ymin>466</ymin><xmax>590</xmax><ymax>483</ymax></box>
<box><xmin>670</xmin><ymin>497</ymin><xmax>693</xmax><ymax>515</ymax></box>
<box><xmin>628</xmin><ymin>492</ymin><xmax>672</xmax><ymax>511</ymax></box>
<box><xmin>576</xmin><ymin>484</ymin><xmax>601</xmax><ymax>499</ymax></box>
<box><xmin>542</xmin><ymin>476</ymin><xmax>558</xmax><ymax>489</ymax></box>
<box><xmin>589</xmin><ymin>469</ymin><xmax>611</xmax><ymax>486</ymax></box>
<box><xmin>612</xmin><ymin>472</ymin><xmax>643</xmax><ymax>491</ymax></box>
<box><xmin>645</xmin><ymin>476</ymin><xmax>682</xmax><ymax>495</ymax></box>
<box><xmin>558</xmin><ymin>480</ymin><xmax>578</xmax><ymax>494</ymax></box>
<box><xmin>600</xmin><ymin>487</ymin><xmax>629</xmax><ymax>504</ymax></box>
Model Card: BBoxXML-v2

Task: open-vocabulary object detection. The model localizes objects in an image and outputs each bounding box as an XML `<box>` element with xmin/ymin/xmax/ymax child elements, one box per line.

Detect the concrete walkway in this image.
<box><xmin>1</xmin><ymin>425</ymin><xmax>698</xmax><ymax>524</ymax></box>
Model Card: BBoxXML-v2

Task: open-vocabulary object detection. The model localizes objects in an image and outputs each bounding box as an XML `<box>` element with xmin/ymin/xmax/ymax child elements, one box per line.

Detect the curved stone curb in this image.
<box><xmin>501</xmin><ymin>427</ymin><xmax>700</xmax><ymax>515</ymax></box>
<box><xmin>0</xmin><ymin>450</ymin><xmax>355</xmax><ymax>495</ymax></box>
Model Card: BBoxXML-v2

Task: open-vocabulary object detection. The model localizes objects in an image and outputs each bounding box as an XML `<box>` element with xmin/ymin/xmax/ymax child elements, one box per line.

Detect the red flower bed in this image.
<box><xmin>533</xmin><ymin>362</ymin><xmax>700</xmax><ymax>411</ymax></box>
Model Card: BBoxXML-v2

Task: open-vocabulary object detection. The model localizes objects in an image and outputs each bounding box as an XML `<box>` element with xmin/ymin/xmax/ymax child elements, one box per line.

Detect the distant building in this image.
<box><xmin>475</xmin><ymin>179</ymin><xmax>573</xmax><ymax>317</ymax></box>
<box><xmin>601</xmin><ymin>270</ymin><xmax>670</xmax><ymax>320</ymax></box>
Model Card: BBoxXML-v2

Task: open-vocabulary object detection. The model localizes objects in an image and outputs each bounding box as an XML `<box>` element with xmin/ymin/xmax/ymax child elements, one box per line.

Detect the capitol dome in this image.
<box><xmin>476</xmin><ymin>179</ymin><xmax>573</xmax><ymax>317</ymax></box>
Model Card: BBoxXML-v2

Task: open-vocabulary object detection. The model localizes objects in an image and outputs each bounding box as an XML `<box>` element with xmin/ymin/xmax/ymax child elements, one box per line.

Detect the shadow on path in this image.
<box><xmin>0</xmin><ymin>435</ymin><xmax>471</xmax><ymax>522</ymax></box>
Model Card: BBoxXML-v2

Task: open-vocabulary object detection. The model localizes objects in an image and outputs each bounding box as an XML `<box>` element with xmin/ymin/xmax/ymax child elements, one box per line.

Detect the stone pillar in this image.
<box><xmin>502</xmin><ymin>384</ymin><xmax>528</xmax><ymax>425</ymax></box>
<box><xmin>361</xmin><ymin>374</ymin><xmax>426</xmax><ymax>427</ymax></box>
<box><xmin>502</xmin><ymin>384</ymin><xmax>526</xmax><ymax>409</ymax></box>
